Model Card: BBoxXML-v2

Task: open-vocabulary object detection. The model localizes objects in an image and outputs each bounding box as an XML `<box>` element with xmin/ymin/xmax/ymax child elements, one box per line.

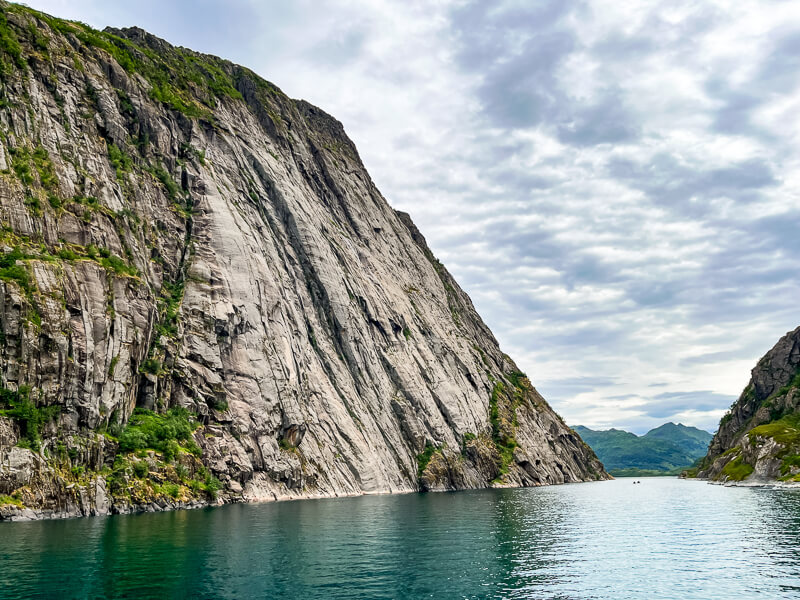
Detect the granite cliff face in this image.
<box><xmin>0</xmin><ymin>3</ymin><xmax>607</xmax><ymax>520</ymax></box>
<box><xmin>696</xmin><ymin>326</ymin><xmax>800</xmax><ymax>483</ymax></box>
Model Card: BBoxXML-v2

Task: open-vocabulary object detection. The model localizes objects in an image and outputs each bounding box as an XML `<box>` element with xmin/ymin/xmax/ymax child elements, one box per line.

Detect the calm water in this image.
<box><xmin>2</xmin><ymin>478</ymin><xmax>800</xmax><ymax>599</ymax></box>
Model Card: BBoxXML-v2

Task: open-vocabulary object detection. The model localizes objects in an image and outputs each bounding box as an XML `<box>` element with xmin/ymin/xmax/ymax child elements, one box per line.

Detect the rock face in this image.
<box><xmin>0</xmin><ymin>3</ymin><xmax>607</xmax><ymax>520</ymax></box>
<box><xmin>696</xmin><ymin>326</ymin><xmax>800</xmax><ymax>483</ymax></box>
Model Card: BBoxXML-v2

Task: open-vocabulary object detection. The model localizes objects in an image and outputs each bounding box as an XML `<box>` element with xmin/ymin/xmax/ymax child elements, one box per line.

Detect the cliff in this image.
<box><xmin>0</xmin><ymin>3</ymin><xmax>606</xmax><ymax>520</ymax></box>
<box><xmin>695</xmin><ymin>326</ymin><xmax>800</xmax><ymax>483</ymax></box>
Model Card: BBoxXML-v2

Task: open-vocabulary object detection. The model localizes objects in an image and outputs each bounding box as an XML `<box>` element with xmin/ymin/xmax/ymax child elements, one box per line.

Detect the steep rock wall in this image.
<box><xmin>695</xmin><ymin>326</ymin><xmax>800</xmax><ymax>483</ymax></box>
<box><xmin>0</xmin><ymin>3</ymin><xmax>607</xmax><ymax>520</ymax></box>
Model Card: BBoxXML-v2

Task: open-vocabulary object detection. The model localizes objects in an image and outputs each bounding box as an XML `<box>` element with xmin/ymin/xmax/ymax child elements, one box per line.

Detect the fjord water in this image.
<box><xmin>2</xmin><ymin>478</ymin><xmax>800</xmax><ymax>599</ymax></box>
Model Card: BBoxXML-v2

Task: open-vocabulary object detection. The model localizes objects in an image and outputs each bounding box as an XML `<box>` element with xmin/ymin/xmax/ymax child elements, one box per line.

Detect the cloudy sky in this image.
<box><xmin>26</xmin><ymin>0</ymin><xmax>800</xmax><ymax>434</ymax></box>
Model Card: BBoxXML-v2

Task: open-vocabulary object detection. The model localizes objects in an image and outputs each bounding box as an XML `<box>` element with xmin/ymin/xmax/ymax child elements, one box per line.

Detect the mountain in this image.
<box><xmin>644</xmin><ymin>422</ymin><xmax>713</xmax><ymax>457</ymax></box>
<box><xmin>0</xmin><ymin>3</ymin><xmax>607</xmax><ymax>520</ymax></box>
<box><xmin>573</xmin><ymin>423</ymin><xmax>712</xmax><ymax>476</ymax></box>
<box><xmin>695</xmin><ymin>326</ymin><xmax>800</xmax><ymax>483</ymax></box>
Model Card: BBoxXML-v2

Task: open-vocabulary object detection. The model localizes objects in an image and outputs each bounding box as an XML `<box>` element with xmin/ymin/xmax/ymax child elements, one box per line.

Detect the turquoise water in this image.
<box><xmin>2</xmin><ymin>478</ymin><xmax>800</xmax><ymax>599</ymax></box>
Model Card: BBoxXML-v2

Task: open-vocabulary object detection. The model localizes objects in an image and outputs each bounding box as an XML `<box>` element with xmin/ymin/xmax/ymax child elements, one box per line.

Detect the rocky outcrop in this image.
<box><xmin>0</xmin><ymin>3</ymin><xmax>607</xmax><ymax>520</ymax></box>
<box><xmin>695</xmin><ymin>326</ymin><xmax>800</xmax><ymax>483</ymax></box>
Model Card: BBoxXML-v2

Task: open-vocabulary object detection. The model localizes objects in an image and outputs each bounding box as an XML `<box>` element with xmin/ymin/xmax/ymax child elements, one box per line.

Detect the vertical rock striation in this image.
<box><xmin>0</xmin><ymin>3</ymin><xmax>606</xmax><ymax>520</ymax></box>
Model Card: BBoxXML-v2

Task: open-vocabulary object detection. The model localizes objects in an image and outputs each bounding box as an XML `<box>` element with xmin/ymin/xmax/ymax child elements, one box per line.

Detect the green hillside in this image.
<box><xmin>644</xmin><ymin>422</ymin><xmax>712</xmax><ymax>456</ymax></box>
<box><xmin>573</xmin><ymin>423</ymin><xmax>713</xmax><ymax>476</ymax></box>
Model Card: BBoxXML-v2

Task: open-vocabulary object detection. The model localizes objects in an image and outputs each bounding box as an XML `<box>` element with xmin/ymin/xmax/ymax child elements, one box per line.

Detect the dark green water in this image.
<box><xmin>2</xmin><ymin>478</ymin><xmax>800</xmax><ymax>599</ymax></box>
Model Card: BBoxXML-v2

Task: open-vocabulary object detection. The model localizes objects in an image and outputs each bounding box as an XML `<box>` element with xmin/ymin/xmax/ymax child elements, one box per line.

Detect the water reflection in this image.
<box><xmin>2</xmin><ymin>479</ymin><xmax>800</xmax><ymax>599</ymax></box>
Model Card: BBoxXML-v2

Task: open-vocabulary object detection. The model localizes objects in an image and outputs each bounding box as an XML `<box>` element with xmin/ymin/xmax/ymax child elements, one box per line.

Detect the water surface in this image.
<box><xmin>2</xmin><ymin>478</ymin><xmax>800</xmax><ymax>599</ymax></box>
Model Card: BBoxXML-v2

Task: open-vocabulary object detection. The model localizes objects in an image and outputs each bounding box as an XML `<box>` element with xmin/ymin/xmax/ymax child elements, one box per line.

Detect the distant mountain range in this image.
<box><xmin>572</xmin><ymin>423</ymin><xmax>713</xmax><ymax>477</ymax></box>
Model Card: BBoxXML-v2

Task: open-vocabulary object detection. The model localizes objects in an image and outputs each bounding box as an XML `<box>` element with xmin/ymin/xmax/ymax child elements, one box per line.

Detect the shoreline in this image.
<box><xmin>706</xmin><ymin>478</ymin><xmax>800</xmax><ymax>489</ymax></box>
<box><xmin>0</xmin><ymin>477</ymin><xmax>604</xmax><ymax>523</ymax></box>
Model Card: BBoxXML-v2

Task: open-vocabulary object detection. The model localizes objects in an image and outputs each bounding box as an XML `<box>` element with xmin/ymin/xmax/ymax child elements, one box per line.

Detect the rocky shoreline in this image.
<box><xmin>1</xmin><ymin>477</ymin><xmax>591</xmax><ymax>522</ymax></box>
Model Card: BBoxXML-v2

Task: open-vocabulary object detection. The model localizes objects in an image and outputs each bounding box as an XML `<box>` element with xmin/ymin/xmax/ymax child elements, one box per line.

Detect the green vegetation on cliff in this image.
<box><xmin>0</xmin><ymin>10</ymin><xmax>24</xmax><ymax>78</ymax></box>
<box><xmin>0</xmin><ymin>492</ymin><xmax>23</xmax><ymax>507</ymax></box>
<box><xmin>29</xmin><ymin>7</ymin><xmax>243</xmax><ymax>121</ymax></box>
<box><xmin>0</xmin><ymin>234</ymin><xmax>138</xmax><ymax>281</ymax></box>
<box><xmin>489</xmin><ymin>372</ymin><xmax>530</xmax><ymax>481</ymax></box>
<box><xmin>720</xmin><ymin>454</ymin><xmax>754</xmax><ymax>481</ymax></box>
<box><xmin>489</xmin><ymin>381</ymin><xmax>517</xmax><ymax>478</ymax></box>
<box><xmin>416</xmin><ymin>442</ymin><xmax>437</xmax><ymax>479</ymax></box>
<box><xmin>106</xmin><ymin>453</ymin><xmax>222</xmax><ymax>502</ymax></box>
<box><xmin>0</xmin><ymin>386</ymin><xmax>60</xmax><ymax>452</ymax></box>
<box><xmin>748</xmin><ymin>413</ymin><xmax>800</xmax><ymax>447</ymax></box>
<box><xmin>746</xmin><ymin>415</ymin><xmax>800</xmax><ymax>481</ymax></box>
<box><xmin>0</xmin><ymin>386</ymin><xmax>59</xmax><ymax>451</ymax></box>
<box><xmin>0</xmin><ymin>246</ymin><xmax>31</xmax><ymax>292</ymax></box>
<box><xmin>118</xmin><ymin>407</ymin><xmax>201</xmax><ymax>461</ymax></box>
<box><xmin>416</xmin><ymin>370</ymin><xmax>537</xmax><ymax>486</ymax></box>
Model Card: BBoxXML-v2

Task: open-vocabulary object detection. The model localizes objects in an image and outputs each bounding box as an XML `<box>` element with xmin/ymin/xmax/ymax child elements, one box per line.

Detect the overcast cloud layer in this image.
<box><xmin>27</xmin><ymin>0</ymin><xmax>800</xmax><ymax>434</ymax></box>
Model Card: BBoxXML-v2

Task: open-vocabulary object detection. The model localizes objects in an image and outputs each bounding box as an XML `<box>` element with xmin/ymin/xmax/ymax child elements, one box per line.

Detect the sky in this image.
<box><xmin>23</xmin><ymin>0</ymin><xmax>800</xmax><ymax>434</ymax></box>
